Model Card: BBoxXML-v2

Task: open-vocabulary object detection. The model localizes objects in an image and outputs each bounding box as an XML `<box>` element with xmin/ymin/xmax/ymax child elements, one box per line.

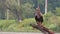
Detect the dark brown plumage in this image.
<box><xmin>35</xmin><ymin>6</ymin><xmax>43</xmax><ymax>23</ymax></box>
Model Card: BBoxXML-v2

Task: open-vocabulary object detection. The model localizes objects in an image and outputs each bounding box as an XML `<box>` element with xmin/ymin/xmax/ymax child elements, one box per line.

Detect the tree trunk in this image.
<box><xmin>6</xmin><ymin>9</ymin><xmax>9</xmax><ymax>20</ymax></box>
<box><xmin>45</xmin><ymin>0</ymin><xmax>48</xmax><ymax>15</ymax></box>
<box><xmin>15</xmin><ymin>10</ymin><xmax>22</xmax><ymax>23</ymax></box>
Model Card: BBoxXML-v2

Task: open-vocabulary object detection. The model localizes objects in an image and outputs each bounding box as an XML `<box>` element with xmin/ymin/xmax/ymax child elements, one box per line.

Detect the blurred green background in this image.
<box><xmin>0</xmin><ymin>0</ymin><xmax>60</xmax><ymax>32</ymax></box>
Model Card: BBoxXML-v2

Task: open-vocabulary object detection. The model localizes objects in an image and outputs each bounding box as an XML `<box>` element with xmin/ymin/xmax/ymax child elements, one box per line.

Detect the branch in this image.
<box><xmin>30</xmin><ymin>24</ymin><xmax>54</xmax><ymax>34</ymax></box>
<box><xmin>30</xmin><ymin>24</ymin><xmax>47</xmax><ymax>33</ymax></box>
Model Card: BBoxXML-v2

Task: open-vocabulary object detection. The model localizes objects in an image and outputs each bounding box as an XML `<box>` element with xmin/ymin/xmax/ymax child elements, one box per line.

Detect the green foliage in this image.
<box><xmin>0</xmin><ymin>16</ymin><xmax>60</xmax><ymax>32</ymax></box>
<box><xmin>44</xmin><ymin>12</ymin><xmax>53</xmax><ymax>22</ymax></box>
<box><xmin>38</xmin><ymin>0</ymin><xmax>45</xmax><ymax>5</ymax></box>
<box><xmin>0</xmin><ymin>0</ymin><xmax>60</xmax><ymax>19</ymax></box>
<box><xmin>48</xmin><ymin>0</ymin><xmax>60</xmax><ymax>11</ymax></box>
<box><xmin>0</xmin><ymin>20</ymin><xmax>16</xmax><ymax>31</ymax></box>
<box><xmin>43</xmin><ymin>12</ymin><xmax>60</xmax><ymax>32</ymax></box>
<box><xmin>18</xmin><ymin>18</ymin><xmax>36</xmax><ymax>27</ymax></box>
<box><xmin>21</xmin><ymin>3</ymin><xmax>35</xmax><ymax>18</ymax></box>
<box><xmin>0</xmin><ymin>18</ymin><xmax>38</xmax><ymax>32</ymax></box>
<box><xmin>53</xmin><ymin>7</ymin><xmax>60</xmax><ymax>16</ymax></box>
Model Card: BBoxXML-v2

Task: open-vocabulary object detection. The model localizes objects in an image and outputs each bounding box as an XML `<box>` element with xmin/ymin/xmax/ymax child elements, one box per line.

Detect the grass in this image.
<box><xmin>0</xmin><ymin>15</ymin><xmax>60</xmax><ymax>32</ymax></box>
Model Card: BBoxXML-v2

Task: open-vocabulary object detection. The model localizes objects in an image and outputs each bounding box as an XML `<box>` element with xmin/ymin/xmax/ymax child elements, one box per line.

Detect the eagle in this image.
<box><xmin>35</xmin><ymin>6</ymin><xmax>43</xmax><ymax>23</ymax></box>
